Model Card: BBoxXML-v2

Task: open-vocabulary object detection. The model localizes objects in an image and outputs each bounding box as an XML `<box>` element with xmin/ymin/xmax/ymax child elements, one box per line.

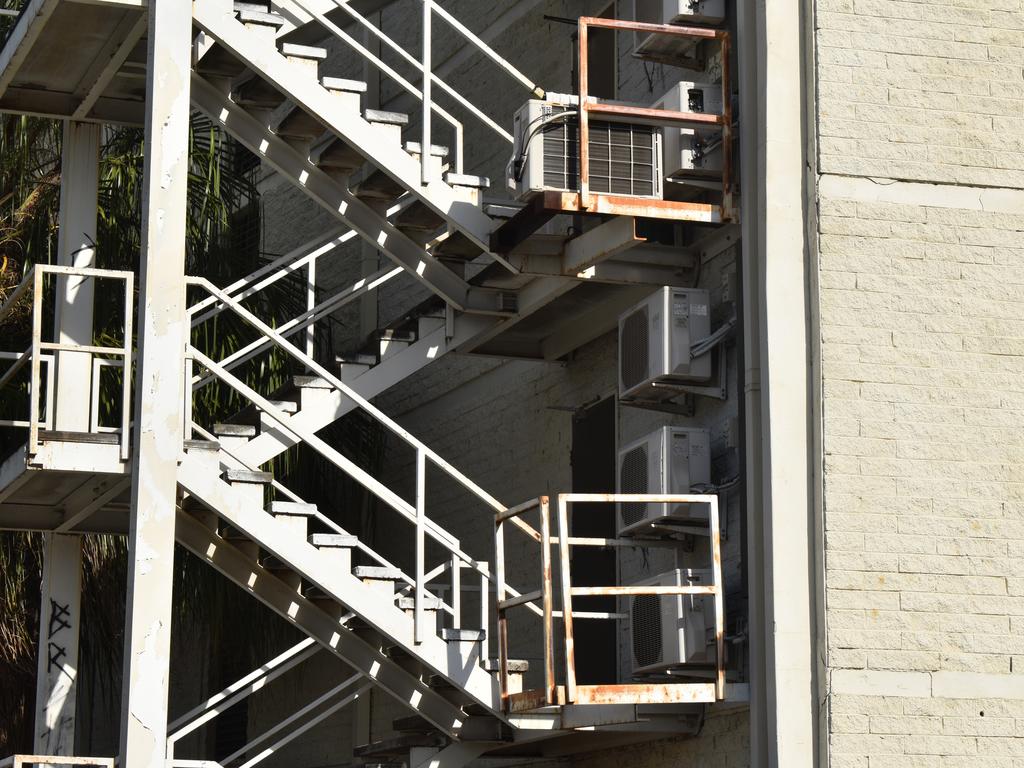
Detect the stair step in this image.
<box><xmin>364</xmin><ymin>108</ymin><xmax>409</xmax><ymax>126</ymax></box>
<box><xmin>354</xmin><ymin>733</ymin><xmax>446</xmax><ymax>758</ymax></box>
<box><xmin>184</xmin><ymin>439</ymin><xmax>220</xmax><ymax>453</ymax></box>
<box><xmin>196</xmin><ymin>44</ymin><xmax>249</xmax><ymax>78</ymax></box>
<box><xmin>267</xmin><ymin>501</ymin><xmax>318</xmax><ymax>516</ymax></box>
<box><xmin>338</xmin><ymin>352</ymin><xmax>379</xmax><ymax>366</ymax></box>
<box><xmin>214</xmin><ymin>423</ymin><xmax>257</xmax><ymax>438</ymax></box>
<box><xmin>233</xmin><ymin>1</ymin><xmax>271</xmax><ymax>11</ymax></box>
<box><xmin>237</xmin><ymin>9</ymin><xmax>286</xmax><ymax>27</ymax></box>
<box><xmin>353</xmin><ymin>566</ymin><xmax>404</xmax><ymax>582</ymax></box>
<box><xmin>309</xmin><ymin>533</ymin><xmax>359</xmax><ymax>548</ymax></box>
<box><xmin>234</xmin><ymin>77</ymin><xmax>285</xmax><ymax>109</ymax></box>
<box><xmin>396</xmin><ymin>596</ymin><xmax>444</xmax><ymax>611</ymax></box>
<box><xmin>440</xmin><ymin>628</ymin><xmax>485</xmax><ymax>643</ymax></box>
<box><xmin>355</xmin><ymin>167</ymin><xmax>406</xmax><ymax>200</ymax></box>
<box><xmin>444</xmin><ymin>172</ymin><xmax>490</xmax><ymax>189</ymax></box>
<box><xmin>260</xmin><ymin>554</ymin><xmax>295</xmax><ymax>572</ymax></box>
<box><xmin>310</xmin><ymin>134</ymin><xmax>364</xmax><ymax>172</ymax></box>
<box><xmin>223</xmin><ymin>469</ymin><xmax>274</xmax><ymax>485</ymax></box>
<box><xmin>291</xmin><ymin>374</ymin><xmax>333</xmax><ymax>390</ymax></box>
<box><xmin>404</xmin><ymin>141</ymin><xmax>449</xmax><ymax>158</ymax></box>
<box><xmin>482</xmin><ymin>658</ymin><xmax>530</xmax><ymax>673</ymax></box>
<box><xmin>395</xmin><ymin>200</ymin><xmax>445</xmax><ymax>233</ymax></box>
<box><xmin>279</xmin><ymin>42</ymin><xmax>328</xmax><ymax>61</ymax></box>
<box><xmin>323</xmin><ymin>76</ymin><xmax>369</xmax><ymax>94</ymax></box>
<box><xmin>272</xmin><ymin>104</ymin><xmax>325</xmax><ymax>140</ymax></box>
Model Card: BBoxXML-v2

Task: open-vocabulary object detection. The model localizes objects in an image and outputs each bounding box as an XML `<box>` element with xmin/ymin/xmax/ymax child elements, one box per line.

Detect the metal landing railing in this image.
<box><xmin>495</xmin><ymin>493</ymin><xmax>726</xmax><ymax>712</ymax></box>
<box><xmin>0</xmin><ymin>264</ymin><xmax>134</xmax><ymax>460</ymax></box>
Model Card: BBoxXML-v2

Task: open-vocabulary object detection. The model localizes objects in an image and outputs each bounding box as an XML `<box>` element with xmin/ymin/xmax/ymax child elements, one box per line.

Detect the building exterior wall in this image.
<box><xmin>815</xmin><ymin>0</ymin><xmax>1024</xmax><ymax>763</ymax></box>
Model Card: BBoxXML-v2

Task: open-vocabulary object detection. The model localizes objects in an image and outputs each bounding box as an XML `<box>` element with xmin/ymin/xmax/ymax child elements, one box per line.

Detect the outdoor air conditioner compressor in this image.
<box><xmin>616</xmin><ymin>426</ymin><xmax>711</xmax><ymax>536</ymax></box>
<box><xmin>651</xmin><ymin>81</ymin><xmax>725</xmax><ymax>178</ymax></box>
<box><xmin>618</xmin><ymin>286</ymin><xmax>713</xmax><ymax>402</ymax></box>
<box><xmin>628</xmin><ymin>568</ymin><xmax>716</xmax><ymax>674</ymax></box>
<box><xmin>634</xmin><ymin>0</ymin><xmax>725</xmax><ymax>26</ymax></box>
<box><xmin>511</xmin><ymin>98</ymin><xmax>662</xmax><ymax>201</ymax></box>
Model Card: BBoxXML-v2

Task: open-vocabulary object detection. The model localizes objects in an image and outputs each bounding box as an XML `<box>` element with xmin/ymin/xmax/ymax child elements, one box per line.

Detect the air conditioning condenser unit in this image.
<box><xmin>628</xmin><ymin>568</ymin><xmax>715</xmax><ymax>674</ymax></box>
<box><xmin>616</xmin><ymin>426</ymin><xmax>711</xmax><ymax>536</ymax></box>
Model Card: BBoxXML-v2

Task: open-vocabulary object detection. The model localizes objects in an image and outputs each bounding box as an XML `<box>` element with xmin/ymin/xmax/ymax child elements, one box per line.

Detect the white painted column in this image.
<box><xmin>32</xmin><ymin>120</ymin><xmax>101</xmax><ymax>759</ymax></box>
<box><xmin>33</xmin><ymin>533</ymin><xmax>82</xmax><ymax>758</ymax></box>
<box><xmin>53</xmin><ymin>120</ymin><xmax>101</xmax><ymax>432</ymax></box>
<box><xmin>118</xmin><ymin>3</ymin><xmax>192</xmax><ymax>767</ymax></box>
<box><xmin>738</xmin><ymin>0</ymin><xmax>819</xmax><ymax>764</ymax></box>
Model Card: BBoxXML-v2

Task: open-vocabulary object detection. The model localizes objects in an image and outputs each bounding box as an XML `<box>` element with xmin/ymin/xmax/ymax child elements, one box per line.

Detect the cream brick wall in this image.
<box><xmin>816</xmin><ymin>0</ymin><xmax>1024</xmax><ymax>763</ymax></box>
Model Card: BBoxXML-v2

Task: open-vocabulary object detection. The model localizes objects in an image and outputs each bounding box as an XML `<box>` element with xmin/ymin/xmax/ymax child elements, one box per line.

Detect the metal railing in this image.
<box><xmin>184</xmin><ymin>276</ymin><xmax>540</xmax><ymax>649</ymax></box>
<box><xmin>166</xmin><ymin>639</ymin><xmax>370</xmax><ymax>768</ymax></box>
<box><xmin>495</xmin><ymin>493</ymin><xmax>725</xmax><ymax>710</ymax></box>
<box><xmin>0</xmin><ymin>265</ymin><xmax>134</xmax><ymax>459</ymax></box>
<box><xmin>574</xmin><ymin>17</ymin><xmax>734</xmax><ymax>219</ymax></box>
<box><xmin>287</xmin><ymin>0</ymin><xmax>544</xmax><ymax>181</ymax></box>
<box><xmin>0</xmin><ymin>758</ymin><xmax>114</xmax><ymax>768</ymax></box>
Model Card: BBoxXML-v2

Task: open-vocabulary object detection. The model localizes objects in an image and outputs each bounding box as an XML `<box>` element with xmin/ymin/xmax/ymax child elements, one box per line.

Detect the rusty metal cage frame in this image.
<box><xmin>494</xmin><ymin>492</ymin><xmax>725</xmax><ymax>713</ymax></box>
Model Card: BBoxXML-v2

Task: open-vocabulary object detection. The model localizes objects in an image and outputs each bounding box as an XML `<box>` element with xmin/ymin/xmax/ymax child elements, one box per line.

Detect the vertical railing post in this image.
<box><xmin>494</xmin><ymin>515</ymin><xmax>509</xmax><ymax>705</ymax></box>
<box><xmin>415</xmin><ymin>448</ymin><xmax>426</xmax><ymax>644</ymax></box>
<box><xmin>450</xmin><ymin>553</ymin><xmax>461</xmax><ymax>631</ymax></box>
<box><xmin>577</xmin><ymin>19</ymin><xmax>591</xmax><ymax>205</ymax></box>
<box><xmin>306</xmin><ymin>257</ymin><xmax>316</xmax><ymax>361</ymax></box>
<box><xmin>121</xmin><ymin>272</ymin><xmax>134</xmax><ymax>459</ymax></box>
<box><xmin>709</xmin><ymin>494</ymin><xmax>726</xmax><ymax>700</ymax></box>
<box><xmin>479</xmin><ymin>560</ymin><xmax>489</xmax><ymax>661</ymax></box>
<box><xmin>556</xmin><ymin>495</ymin><xmax>576</xmax><ymax>703</ymax></box>
<box><xmin>539</xmin><ymin>496</ymin><xmax>555</xmax><ymax>705</ymax></box>
<box><xmin>28</xmin><ymin>268</ymin><xmax>44</xmax><ymax>456</ymax></box>
<box><xmin>720</xmin><ymin>31</ymin><xmax>733</xmax><ymax>218</ymax></box>
<box><xmin>421</xmin><ymin>0</ymin><xmax>432</xmax><ymax>186</ymax></box>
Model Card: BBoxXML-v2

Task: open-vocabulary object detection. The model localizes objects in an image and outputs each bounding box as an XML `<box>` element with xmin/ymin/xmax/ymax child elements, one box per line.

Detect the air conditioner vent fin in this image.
<box><xmin>619</xmin><ymin>444</ymin><xmax>649</xmax><ymax>528</ymax></box>
<box><xmin>620</xmin><ymin>307</ymin><xmax>650</xmax><ymax>390</ymax></box>
<box><xmin>631</xmin><ymin>595</ymin><xmax>663</xmax><ymax>669</ymax></box>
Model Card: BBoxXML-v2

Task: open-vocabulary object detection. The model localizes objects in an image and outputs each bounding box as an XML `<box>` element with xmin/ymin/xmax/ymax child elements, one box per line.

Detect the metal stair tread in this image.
<box><xmin>237</xmin><ymin>9</ymin><xmax>286</xmax><ymax>27</ymax></box>
<box><xmin>364</xmin><ymin>108</ymin><xmax>410</xmax><ymax>126</ymax></box>
<box><xmin>396</xmin><ymin>596</ymin><xmax>444</xmax><ymax>611</ymax></box>
<box><xmin>279</xmin><ymin>42</ymin><xmax>328</xmax><ymax>61</ymax></box>
<box><xmin>214</xmin><ymin>423</ymin><xmax>257</xmax><ymax>437</ymax></box>
<box><xmin>353</xmin><ymin>565</ymin><xmax>405</xmax><ymax>581</ymax></box>
<box><xmin>309</xmin><ymin>533</ymin><xmax>359</xmax><ymax>547</ymax></box>
<box><xmin>291</xmin><ymin>374</ymin><xmax>333</xmax><ymax>390</ymax></box>
<box><xmin>482</xmin><ymin>658</ymin><xmax>529</xmax><ymax>673</ymax></box>
<box><xmin>322</xmin><ymin>76</ymin><xmax>369</xmax><ymax>93</ymax></box>
<box><xmin>355</xmin><ymin>732</ymin><xmax>447</xmax><ymax>758</ymax></box>
<box><xmin>184</xmin><ymin>439</ymin><xmax>221</xmax><ymax>452</ymax></box>
<box><xmin>268</xmin><ymin>501</ymin><xmax>318</xmax><ymax>516</ymax></box>
<box><xmin>223</xmin><ymin>469</ymin><xmax>274</xmax><ymax>484</ymax></box>
<box><xmin>404</xmin><ymin>141</ymin><xmax>449</xmax><ymax>158</ymax></box>
<box><xmin>444</xmin><ymin>172</ymin><xmax>490</xmax><ymax>189</ymax></box>
<box><xmin>233</xmin><ymin>1</ymin><xmax>271</xmax><ymax>11</ymax></box>
<box><xmin>440</xmin><ymin>628</ymin><xmax>485</xmax><ymax>643</ymax></box>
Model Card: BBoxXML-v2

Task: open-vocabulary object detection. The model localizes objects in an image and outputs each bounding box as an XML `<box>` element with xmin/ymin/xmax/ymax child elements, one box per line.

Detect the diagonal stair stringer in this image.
<box><xmin>191</xmin><ymin>1</ymin><xmax>497</xmax><ymax>253</ymax></box>
<box><xmin>174</xmin><ymin>509</ymin><xmax>471</xmax><ymax>737</ymax></box>
<box><xmin>178</xmin><ymin>454</ymin><xmax>503</xmax><ymax>715</ymax></box>
<box><xmin>233</xmin><ymin>313</ymin><xmax>500</xmax><ymax>470</ymax></box>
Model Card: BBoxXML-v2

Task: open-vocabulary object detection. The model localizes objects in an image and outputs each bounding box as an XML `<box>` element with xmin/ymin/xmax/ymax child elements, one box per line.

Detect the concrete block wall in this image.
<box><xmin>816</xmin><ymin>0</ymin><xmax>1024</xmax><ymax>762</ymax></box>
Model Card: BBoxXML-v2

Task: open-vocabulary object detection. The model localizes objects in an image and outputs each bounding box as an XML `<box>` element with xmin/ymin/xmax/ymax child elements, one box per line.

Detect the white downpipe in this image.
<box><xmin>421</xmin><ymin>0</ymin><xmax>431</xmax><ymax>187</ymax></box>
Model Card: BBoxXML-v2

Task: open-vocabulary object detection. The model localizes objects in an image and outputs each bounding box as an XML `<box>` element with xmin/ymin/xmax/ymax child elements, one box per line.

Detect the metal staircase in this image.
<box><xmin>0</xmin><ymin>2</ymin><xmax>739</xmax><ymax>766</ymax></box>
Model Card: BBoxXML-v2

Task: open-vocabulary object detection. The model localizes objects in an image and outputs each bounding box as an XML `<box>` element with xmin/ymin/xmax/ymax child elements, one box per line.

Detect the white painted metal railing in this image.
<box><xmin>287</xmin><ymin>0</ymin><xmax>545</xmax><ymax>180</ymax></box>
<box><xmin>0</xmin><ymin>264</ymin><xmax>134</xmax><ymax>459</ymax></box>
<box><xmin>165</xmin><ymin>640</ymin><xmax>372</xmax><ymax>768</ymax></box>
<box><xmin>184</xmin><ymin>275</ymin><xmax>540</xmax><ymax>647</ymax></box>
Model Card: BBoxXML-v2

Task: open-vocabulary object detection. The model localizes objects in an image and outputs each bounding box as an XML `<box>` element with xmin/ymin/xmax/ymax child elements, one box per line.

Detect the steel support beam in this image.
<box><xmin>118</xmin><ymin>4</ymin><xmax>191</xmax><ymax>767</ymax></box>
<box><xmin>33</xmin><ymin>533</ymin><xmax>82</xmax><ymax>757</ymax></box>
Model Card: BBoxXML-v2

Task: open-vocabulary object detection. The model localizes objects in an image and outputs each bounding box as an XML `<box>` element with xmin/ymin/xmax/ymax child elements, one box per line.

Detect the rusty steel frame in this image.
<box><xmin>576</xmin><ymin>17</ymin><xmax>734</xmax><ymax>221</ymax></box>
<box><xmin>494</xmin><ymin>492</ymin><xmax>726</xmax><ymax>712</ymax></box>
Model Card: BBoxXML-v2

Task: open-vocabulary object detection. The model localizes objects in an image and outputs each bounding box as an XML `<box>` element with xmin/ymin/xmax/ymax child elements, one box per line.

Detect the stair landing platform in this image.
<box><xmin>0</xmin><ymin>434</ymin><xmax>131</xmax><ymax>533</ymax></box>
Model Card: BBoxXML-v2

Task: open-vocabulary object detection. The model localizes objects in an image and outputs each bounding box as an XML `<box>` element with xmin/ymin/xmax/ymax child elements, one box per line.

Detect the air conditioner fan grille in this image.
<box><xmin>632</xmin><ymin>594</ymin><xmax>663</xmax><ymax>669</ymax></box>
<box><xmin>620</xmin><ymin>307</ymin><xmax>649</xmax><ymax>390</ymax></box>
<box><xmin>620</xmin><ymin>445</ymin><xmax>649</xmax><ymax>528</ymax></box>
